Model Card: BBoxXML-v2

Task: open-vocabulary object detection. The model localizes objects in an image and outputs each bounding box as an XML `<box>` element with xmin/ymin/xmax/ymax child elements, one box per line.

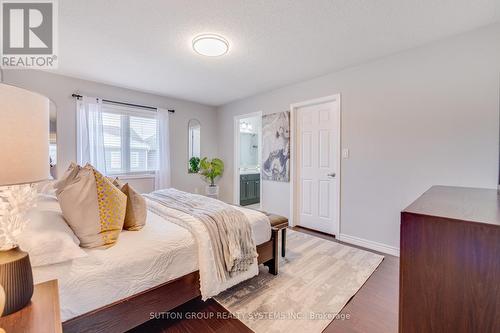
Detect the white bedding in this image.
<box><xmin>33</xmin><ymin>205</ymin><xmax>271</xmax><ymax>322</ymax></box>
<box><xmin>146</xmin><ymin>192</ymin><xmax>261</xmax><ymax>300</ymax></box>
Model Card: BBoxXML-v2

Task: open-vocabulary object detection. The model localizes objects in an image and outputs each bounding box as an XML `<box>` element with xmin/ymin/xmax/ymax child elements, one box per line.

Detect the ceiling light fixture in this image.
<box><xmin>192</xmin><ymin>34</ymin><xmax>229</xmax><ymax>57</ymax></box>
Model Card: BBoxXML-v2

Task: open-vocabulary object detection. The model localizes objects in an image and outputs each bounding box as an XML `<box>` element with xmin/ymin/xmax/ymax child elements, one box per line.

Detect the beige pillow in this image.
<box><xmin>112</xmin><ymin>179</ymin><xmax>147</xmax><ymax>231</ymax></box>
<box><xmin>56</xmin><ymin>164</ymin><xmax>127</xmax><ymax>248</ymax></box>
<box><xmin>54</xmin><ymin>162</ymin><xmax>80</xmax><ymax>195</ymax></box>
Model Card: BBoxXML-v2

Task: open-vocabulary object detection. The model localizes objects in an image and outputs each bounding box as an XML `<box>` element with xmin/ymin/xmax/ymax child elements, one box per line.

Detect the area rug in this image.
<box><xmin>215</xmin><ymin>230</ymin><xmax>384</xmax><ymax>333</ymax></box>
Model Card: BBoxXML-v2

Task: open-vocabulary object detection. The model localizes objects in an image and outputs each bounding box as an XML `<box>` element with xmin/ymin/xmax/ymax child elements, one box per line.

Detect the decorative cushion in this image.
<box><xmin>112</xmin><ymin>179</ymin><xmax>147</xmax><ymax>231</ymax></box>
<box><xmin>56</xmin><ymin>163</ymin><xmax>127</xmax><ymax>248</ymax></box>
<box><xmin>53</xmin><ymin>162</ymin><xmax>80</xmax><ymax>195</ymax></box>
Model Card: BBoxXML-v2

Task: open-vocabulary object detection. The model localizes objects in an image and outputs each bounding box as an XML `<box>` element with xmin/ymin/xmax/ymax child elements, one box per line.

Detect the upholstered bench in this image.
<box><xmin>234</xmin><ymin>204</ymin><xmax>289</xmax><ymax>274</ymax></box>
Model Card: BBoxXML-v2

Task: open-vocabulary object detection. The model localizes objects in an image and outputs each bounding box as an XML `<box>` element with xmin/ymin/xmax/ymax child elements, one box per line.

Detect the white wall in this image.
<box><xmin>217</xmin><ymin>23</ymin><xmax>500</xmax><ymax>251</ymax></box>
<box><xmin>3</xmin><ymin>70</ymin><xmax>217</xmax><ymax>194</ymax></box>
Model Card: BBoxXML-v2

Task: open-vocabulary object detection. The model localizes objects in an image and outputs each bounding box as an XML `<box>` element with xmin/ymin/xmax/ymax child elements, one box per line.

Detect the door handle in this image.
<box><xmin>327</xmin><ymin>172</ymin><xmax>336</xmax><ymax>178</ymax></box>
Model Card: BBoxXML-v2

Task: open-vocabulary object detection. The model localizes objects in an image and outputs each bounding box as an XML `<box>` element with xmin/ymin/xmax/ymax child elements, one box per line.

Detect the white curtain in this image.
<box><xmin>155</xmin><ymin>108</ymin><xmax>171</xmax><ymax>190</ymax></box>
<box><xmin>76</xmin><ymin>97</ymin><xmax>107</xmax><ymax>173</ymax></box>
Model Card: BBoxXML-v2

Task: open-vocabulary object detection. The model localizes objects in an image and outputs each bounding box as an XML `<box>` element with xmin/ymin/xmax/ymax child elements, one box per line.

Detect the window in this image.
<box><xmin>102</xmin><ymin>104</ymin><xmax>158</xmax><ymax>175</ymax></box>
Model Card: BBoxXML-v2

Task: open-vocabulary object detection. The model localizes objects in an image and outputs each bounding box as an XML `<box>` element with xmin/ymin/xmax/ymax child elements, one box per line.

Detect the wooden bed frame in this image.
<box><xmin>62</xmin><ymin>228</ymin><xmax>280</xmax><ymax>333</ymax></box>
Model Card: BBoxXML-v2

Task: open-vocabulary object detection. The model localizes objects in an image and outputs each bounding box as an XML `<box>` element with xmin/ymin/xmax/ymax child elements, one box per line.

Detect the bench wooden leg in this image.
<box><xmin>264</xmin><ymin>258</ymin><xmax>278</xmax><ymax>275</ymax></box>
<box><xmin>264</xmin><ymin>229</ymin><xmax>279</xmax><ymax>275</ymax></box>
<box><xmin>281</xmin><ymin>228</ymin><xmax>286</xmax><ymax>257</ymax></box>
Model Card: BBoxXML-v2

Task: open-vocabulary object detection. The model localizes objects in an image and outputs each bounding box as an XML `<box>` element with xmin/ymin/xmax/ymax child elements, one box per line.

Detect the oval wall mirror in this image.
<box><xmin>188</xmin><ymin>119</ymin><xmax>201</xmax><ymax>173</ymax></box>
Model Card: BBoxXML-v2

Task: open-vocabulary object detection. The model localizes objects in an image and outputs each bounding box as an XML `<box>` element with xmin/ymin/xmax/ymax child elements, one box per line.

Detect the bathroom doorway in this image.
<box><xmin>233</xmin><ymin>112</ymin><xmax>262</xmax><ymax>208</ymax></box>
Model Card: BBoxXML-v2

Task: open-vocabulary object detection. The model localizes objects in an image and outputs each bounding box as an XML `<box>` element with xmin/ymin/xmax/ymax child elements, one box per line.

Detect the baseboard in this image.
<box><xmin>338</xmin><ymin>233</ymin><xmax>400</xmax><ymax>257</ymax></box>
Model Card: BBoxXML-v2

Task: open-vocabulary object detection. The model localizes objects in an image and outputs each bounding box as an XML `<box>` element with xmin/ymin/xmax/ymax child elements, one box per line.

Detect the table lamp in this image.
<box><xmin>0</xmin><ymin>83</ymin><xmax>49</xmax><ymax>316</ymax></box>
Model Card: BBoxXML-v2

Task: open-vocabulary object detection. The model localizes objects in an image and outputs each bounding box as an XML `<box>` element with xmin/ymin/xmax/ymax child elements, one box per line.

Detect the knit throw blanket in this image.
<box><xmin>144</xmin><ymin>189</ymin><xmax>258</xmax><ymax>281</ymax></box>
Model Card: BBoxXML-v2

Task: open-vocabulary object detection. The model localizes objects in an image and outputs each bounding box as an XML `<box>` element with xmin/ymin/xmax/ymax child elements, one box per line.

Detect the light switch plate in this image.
<box><xmin>342</xmin><ymin>148</ymin><xmax>349</xmax><ymax>159</ymax></box>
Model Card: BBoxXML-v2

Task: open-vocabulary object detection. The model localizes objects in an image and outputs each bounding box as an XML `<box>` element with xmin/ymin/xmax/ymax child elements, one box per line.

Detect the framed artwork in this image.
<box><xmin>262</xmin><ymin>111</ymin><xmax>290</xmax><ymax>182</ymax></box>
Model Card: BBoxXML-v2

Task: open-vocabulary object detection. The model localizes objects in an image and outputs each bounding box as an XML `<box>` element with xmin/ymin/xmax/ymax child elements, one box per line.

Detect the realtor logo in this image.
<box><xmin>1</xmin><ymin>0</ymin><xmax>58</xmax><ymax>68</ymax></box>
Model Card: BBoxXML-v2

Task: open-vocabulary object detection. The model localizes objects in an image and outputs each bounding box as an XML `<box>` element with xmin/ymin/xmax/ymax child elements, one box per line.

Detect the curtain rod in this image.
<box><xmin>71</xmin><ymin>93</ymin><xmax>175</xmax><ymax>113</ymax></box>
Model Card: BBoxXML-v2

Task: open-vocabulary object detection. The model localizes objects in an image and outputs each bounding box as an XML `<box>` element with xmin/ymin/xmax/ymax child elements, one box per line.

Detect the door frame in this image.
<box><xmin>233</xmin><ymin>111</ymin><xmax>263</xmax><ymax>208</ymax></box>
<box><xmin>289</xmin><ymin>94</ymin><xmax>341</xmax><ymax>236</ymax></box>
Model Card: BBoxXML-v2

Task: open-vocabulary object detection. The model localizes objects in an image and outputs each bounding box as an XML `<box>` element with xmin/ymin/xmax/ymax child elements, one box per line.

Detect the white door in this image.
<box><xmin>296</xmin><ymin>100</ymin><xmax>339</xmax><ymax>235</ymax></box>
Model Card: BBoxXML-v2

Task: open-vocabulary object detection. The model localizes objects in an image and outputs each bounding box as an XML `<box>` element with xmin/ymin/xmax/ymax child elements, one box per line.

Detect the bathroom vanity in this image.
<box><xmin>240</xmin><ymin>173</ymin><xmax>260</xmax><ymax>206</ymax></box>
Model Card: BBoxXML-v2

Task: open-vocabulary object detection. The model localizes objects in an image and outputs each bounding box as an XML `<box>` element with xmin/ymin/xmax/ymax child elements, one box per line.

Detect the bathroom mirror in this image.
<box><xmin>49</xmin><ymin>100</ymin><xmax>57</xmax><ymax>179</ymax></box>
<box><xmin>188</xmin><ymin>119</ymin><xmax>201</xmax><ymax>173</ymax></box>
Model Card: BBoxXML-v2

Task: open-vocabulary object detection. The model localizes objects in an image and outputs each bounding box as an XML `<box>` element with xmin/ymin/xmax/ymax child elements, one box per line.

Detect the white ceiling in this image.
<box><xmin>55</xmin><ymin>0</ymin><xmax>500</xmax><ymax>106</ymax></box>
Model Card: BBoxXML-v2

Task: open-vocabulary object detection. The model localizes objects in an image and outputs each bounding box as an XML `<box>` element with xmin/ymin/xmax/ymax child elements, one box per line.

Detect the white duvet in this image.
<box><xmin>33</xmin><ymin>205</ymin><xmax>271</xmax><ymax>322</ymax></box>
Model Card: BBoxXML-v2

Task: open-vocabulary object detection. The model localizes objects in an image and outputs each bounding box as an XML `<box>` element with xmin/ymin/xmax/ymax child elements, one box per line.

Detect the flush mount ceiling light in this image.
<box><xmin>192</xmin><ymin>34</ymin><xmax>229</xmax><ymax>57</ymax></box>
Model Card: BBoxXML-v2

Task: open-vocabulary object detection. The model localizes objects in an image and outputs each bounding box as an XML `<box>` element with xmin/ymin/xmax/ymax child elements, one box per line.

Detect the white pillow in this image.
<box><xmin>17</xmin><ymin>195</ymin><xmax>87</xmax><ymax>267</ymax></box>
<box><xmin>36</xmin><ymin>180</ymin><xmax>57</xmax><ymax>196</ymax></box>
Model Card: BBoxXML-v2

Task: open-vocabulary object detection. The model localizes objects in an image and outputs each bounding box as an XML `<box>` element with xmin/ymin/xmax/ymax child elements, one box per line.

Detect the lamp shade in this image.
<box><xmin>0</xmin><ymin>84</ymin><xmax>49</xmax><ymax>186</ymax></box>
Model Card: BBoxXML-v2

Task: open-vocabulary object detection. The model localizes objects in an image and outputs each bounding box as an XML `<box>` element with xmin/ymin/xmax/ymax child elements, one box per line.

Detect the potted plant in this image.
<box><xmin>188</xmin><ymin>156</ymin><xmax>200</xmax><ymax>173</ymax></box>
<box><xmin>199</xmin><ymin>157</ymin><xmax>224</xmax><ymax>197</ymax></box>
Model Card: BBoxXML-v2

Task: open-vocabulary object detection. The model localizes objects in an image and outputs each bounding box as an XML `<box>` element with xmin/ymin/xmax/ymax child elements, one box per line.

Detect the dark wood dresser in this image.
<box><xmin>400</xmin><ymin>186</ymin><xmax>500</xmax><ymax>333</ymax></box>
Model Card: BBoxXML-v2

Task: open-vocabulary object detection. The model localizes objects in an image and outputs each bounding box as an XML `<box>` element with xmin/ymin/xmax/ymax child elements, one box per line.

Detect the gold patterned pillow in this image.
<box><xmin>56</xmin><ymin>164</ymin><xmax>127</xmax><ymax>248</ymax></box>
<box><xmin>92</xmin><ymin>169</ymin><xmax>128</xmax><ymax>244</ymax></box>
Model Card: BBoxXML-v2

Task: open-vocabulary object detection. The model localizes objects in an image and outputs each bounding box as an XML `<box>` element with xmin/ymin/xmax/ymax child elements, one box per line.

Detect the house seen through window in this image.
<box><xmin>102</xmin><ymin>104</ymin><xmax>158</xmax><ymax>175</ymax></box>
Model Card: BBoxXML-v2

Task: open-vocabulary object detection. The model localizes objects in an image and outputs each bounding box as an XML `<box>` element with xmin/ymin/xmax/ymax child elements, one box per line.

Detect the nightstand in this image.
<box><xmin>0</xmin><ymin>280</ymin><xmax>62</xmax><ymax>333</ymax></box>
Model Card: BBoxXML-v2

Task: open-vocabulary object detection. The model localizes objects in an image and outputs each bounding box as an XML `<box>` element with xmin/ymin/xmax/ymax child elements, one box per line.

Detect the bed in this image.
<box><xmin>31</xmin><ymin>190</ymin><xmax>282</xmax><ymax>333</ymax></box>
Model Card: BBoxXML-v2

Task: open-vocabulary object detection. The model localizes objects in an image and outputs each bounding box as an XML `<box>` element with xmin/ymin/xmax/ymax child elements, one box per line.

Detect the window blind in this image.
<box><xmin>102</xmin><ymin>104</ymin><xmax>158</xmax><ymax>175</ymax></box>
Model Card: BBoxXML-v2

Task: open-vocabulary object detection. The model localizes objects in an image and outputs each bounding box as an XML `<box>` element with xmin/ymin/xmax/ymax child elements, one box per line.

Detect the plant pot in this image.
<box><xmin>205</xmin><ymin>185</ymin><xmax>219</xmax><ymax>198</ymax></box>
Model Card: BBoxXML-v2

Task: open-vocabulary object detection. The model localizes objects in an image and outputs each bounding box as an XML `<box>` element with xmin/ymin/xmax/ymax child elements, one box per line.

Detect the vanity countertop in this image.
<box><xmin>240</xmin><ymin>169</ymin><xmax>260</xmax><ymax>175</ymax></box>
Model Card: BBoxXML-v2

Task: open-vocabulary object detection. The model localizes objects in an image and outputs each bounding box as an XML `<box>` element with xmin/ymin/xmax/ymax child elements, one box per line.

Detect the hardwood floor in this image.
<box><xmin>129</xmin><ymin>297</ymin><xmax>252</xmax><ymax>333</ymax></box>
<box><xmin>130</xmin><ymin>227</ymin><xmax>399</xmax><ymax>333</ymax></box>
